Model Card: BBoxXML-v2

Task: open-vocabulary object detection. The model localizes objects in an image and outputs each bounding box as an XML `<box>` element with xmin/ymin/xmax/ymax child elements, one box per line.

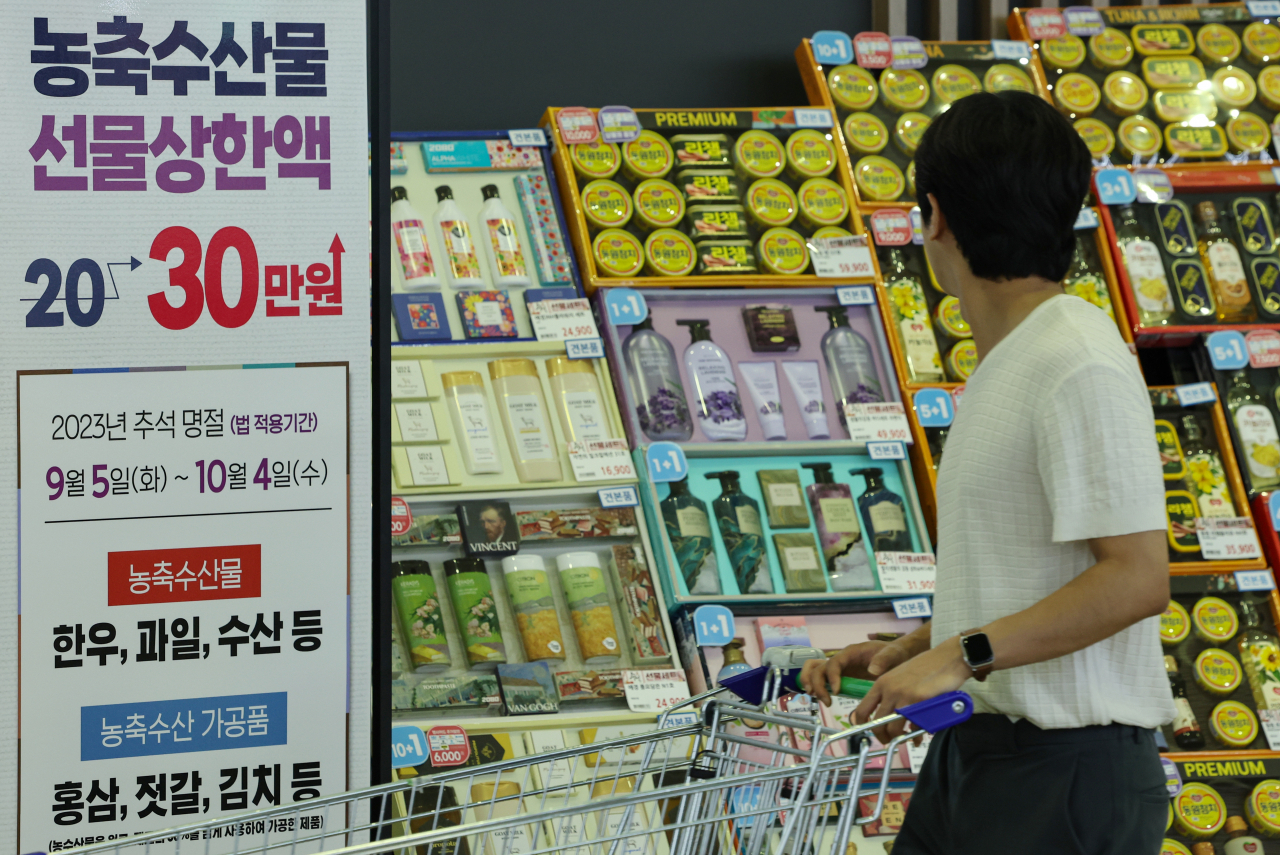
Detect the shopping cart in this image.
<box><xmin>52</xmin><ymin>647</ymin><xmax>971</xmax><ymax>855</ymax></box>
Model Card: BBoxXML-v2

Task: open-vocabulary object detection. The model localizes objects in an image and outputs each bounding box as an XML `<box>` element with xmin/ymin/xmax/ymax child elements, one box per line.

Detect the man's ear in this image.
<box><xmin>925</xmin><ymin>193</ymin><xmax>946</xmax><ymax>242</ymax></box>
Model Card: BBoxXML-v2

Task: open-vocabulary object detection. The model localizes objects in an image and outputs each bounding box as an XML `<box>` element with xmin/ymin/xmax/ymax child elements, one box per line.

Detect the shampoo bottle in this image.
<box><xmin>477</xmin><ymin>184</ymin><xmax>532</xmax><ymax>287</ymax></box>
<box><xmin>814</xmin><ymin>305</ymin><xmax>885</xmax><ymax>429</ymax></box>
<box><xmin>621</xmin><ymin>317</ymin><xmax>694</xmax><ymax>442</ymax></box>
<box><xmin>676</xmin><ymin>319</ymin><xmax>747</xmax><ymax>441</ymax></box>
<box><xmin>706</xmin><ymin>471</ymin><xmax>772</xmax><ymax>594</ymax></box>
<box><xmin>660</xmin><ymin>476</ymin><xmax>720</xmax><ymax>595</ymax></box>
<box><xmin>801</xmin><ymin>463</ymin><xmax>873</xmax><ymax>591</ymax></box>
<box><xmin>433</xmin><ymin>185</ymin><xmax>484</xmax><ymax>287</ymax></box>
<box><xmin>851</xmin><ymin>468</ymin><xmax>913</xmax><ymax>553</ymax></box>
<box><xmin>391</xmin><ymin>186</ymin><xmax>439</xmax><ymax>289</ymax></box>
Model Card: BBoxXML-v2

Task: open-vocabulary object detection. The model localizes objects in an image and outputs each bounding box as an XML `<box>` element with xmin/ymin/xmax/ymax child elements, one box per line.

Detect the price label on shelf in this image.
<box><xmin>1074</xmin><ymin>207</ymin><xmax>1099</xmax><ymax>230</ymax></box>
<box><xmin>811</xmin><ymin>235</ymin><xmax>875</xmax><ymax>278</ymax></box>
<box><xmin>891</xmin><ymin>36</ymin><xmax>928</xmax><ymax>70</ymax></box>
<box><xmin>565</xmin><ymin>338</ymin><xmax>605</xmax><ymax>360</ymax></box>
<box><xmin>867</xmin><ymin>440</ymin><xmax>906</xmax><ymax>460</ymax></box>
<box><xmin>844</xmin><ymin>402</ymin><xmax>913</xmax><ymax>445</ymax></box>
<box><xmin>508</xmin><ymin>128</ymin><xmax>547</xmax><ymax>147</ymax></box>
<box><xmin>598</xmin><ymin>106</ymin><xmax>641</xmax><ymax>144</ymax></box>
<box><xmin>1247</xmin><ymin>329</ymin><xmax>1280</xmax><ymax>368</ymax></box>
<box><xmin>1095</xmin><ymin>168</ymin><xmax>1137</xmax><ymax>206</ymax></box>
<box><xmin>1236</xmin><ymin>569</ymin><xmax>1276</xmax><ymax>591</ymax></box>
<box><xmin>391</xmin><ymin>725</ymin><xmax>427</xmax><ymax>769</ymax></box>
<box><xmin>1207</xmin><ymin>330</ymin><xmax>1249</xmax><ymax>370</ymax></box>
<box><xmin>426</xmin><ymin>725</ymin><xmax>471</xmax><ymax>768</ymax></box>
<box><xmin>1162</xmin><ymin>758</ymin><xmax>1182</xmax><ymax>797</ymax></box>
<box><xmin>905</xmin><ymin>733</ymin><xmax>932</xmax><ymax>774</ymax></box>
<box><xmin>1262</xmin><ymin>710</ymin><xmax>1280</xmax><ymax>751</ymax></box>
<box><xmin>870</xmin><ymin>208</ymin><xmax>913</xmax><ymax>246</ymax></box>
<box><xmin>835</xmin><ymin>285</ymin><xmax>875</xmax><ymax>305</ymax></box>
<box><xmin>1175</xmin><ymin>382</ymin><xmax>1216</xmax><ymax>406</ymax></box>
<box><xmin>1064</xmin><ymin>7</ymin><xmax>1105</xmax><ymax>36</ymax></box>
<box><xmin>1248</xmin><ymin>0</ymin><xmax>1280</xmax><ymax>18</ymax></box>
<box><xmin>853</xmin><ymin>31</ymin><xmax>893</xmax><ymax>68</ymax></box>
<box><xmin>876</xmin><ymin>552</ymin><xmax>936</xmax><ymax>594</ymax></box>
<box><xmin>1194</xmin><ymin>517</ymin><xmax>1262</xmax><ymax>561</ymax></box>
<box><xmin>810</xmin><ymin>30</ymin><xmax>854</xmax><ymax>65</ymax></box>
<box><xmin>1134</xmin><ymin>168</ymin><xmax>1174</xmax><ymax>204</ymax></box>
<box><xmin>567</xmin><ymin>439</ymin><xmax>636</xmax><ymax>482</ymax></box>
<box><xmin>794</xmin><ymin>109</ymin><xmax>833</xmax><ymax>128</ymax></box>
<box><xmin>556</xmin><ymin>107</ymin><xmax>598</xmax><ymax>144</ymax></box>
<box><xmin>623</xmin><ymin>669</ymin><xmax>691</xmax><ymax>714</ymax></box>
<box><xmin>892</xmin><ymin>597</ymin><xmax>932</xmax><ymax>620</ymax></box>
<box><xmin>528</xmin><ymin>298</ymin><xmax>600</xmax><ymax>342</ymax></box>
<box><xmin>391</xmin><ymin>496</ymin><xmax>413</xmax><ymax>537</ymax></box>
<box><xmin>991</xmin><ymin>40</ymin><xmax>1032</xmax><ymax>61</ymax></box>
<box><xmin>1023</xmin><ymin>8</ymin><xmax>1067</xmax><ymax>39</ymax></box>
<box><xmin>598</xmin><ymin>485</ymin><xmax>639</xmax><ymax>509</ymax></box>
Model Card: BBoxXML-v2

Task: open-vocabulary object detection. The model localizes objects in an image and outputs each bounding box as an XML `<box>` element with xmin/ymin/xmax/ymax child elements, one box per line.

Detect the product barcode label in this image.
<box><xmin>567</xmin><ymin>438</ymin><xmax>635</xmax><ymax>482</ymax></box>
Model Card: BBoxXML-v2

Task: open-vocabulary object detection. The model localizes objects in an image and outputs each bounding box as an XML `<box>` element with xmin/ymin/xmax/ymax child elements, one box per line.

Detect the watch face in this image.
<box><xmin>962</xmin><ymin>632</ymin><xmax>994</xmax><ymax>666</ymax></box>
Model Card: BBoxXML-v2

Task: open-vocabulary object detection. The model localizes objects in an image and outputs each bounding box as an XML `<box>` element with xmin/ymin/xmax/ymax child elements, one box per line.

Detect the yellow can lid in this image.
<box><xmin>1210</xmin><ymin>699</ymin><xmax>1259</xmax><ymax>748</ymax></box>
<box><xmin>880</xmin><ymin>67</ymin><xmax>931</xmax><ymax>112</ymax></box>
<box><xmin>1173</xmin><ymin>782</ymin><xmax>1227</xmax><ymax>841</ymax></box>
<box><xmin>571</xmin><ymin>140</ymin><xmax>620</xmax><ymax>179</ymax></box>
<box><xmin>1228</xmin><ymin>111</ymin><xmax>1272</xmax><ymax>155</ymax></box>
<box><xmin>1244</xmin><ymin>21</ymin><xmax>1280</xmax><ymax>64</ymax></box>
<box><xmin>1259</xmin><ymin>65</ymin><xmax>1280</xmax><ymax>110</ymax></box>
<box><xmin>853</xmin><ymin>156</ymin><xmax>905</xmax><ymax>202</ymax></box>
<box><xmin>785</xmin><ymin>129</ymin><xmax>836</xmax><ymax>179</ymax></box>
<box><xmin>644</xmin><ymin>229</ymin><xmax>697</xmax><ymax>277</ymax></box>
<box><xmin>983</xmin><ymin>63</ymin><xmax>1034</xmax><ymax>93</ymax></box>
<box><xmin>582</xmin><ymin>179</ymin><xmax>633</xmax><ymax>229</ymax></box>
<box><xmin>745</xmin><ymin>178</ymin><xmax>798</xmax><ymax>227</ymax></box>
<box><xmin>828</xmin><ymin>64</ymin><xmax>879</xmax><ymax>111</ymax></box>
<box><xmin>1192</xmin><ymin>596</ymin><xmax>1239</xmax><ymax>642</ymax></box>
<box><xmin>1159</xmin><ymin>600</ymin><xmax>1190</xmax><ymax>645</ymax></box>
<box><xmin>1091</xmin><ymin>28</ymin><xmax>1135</xmax><ymax>70</ymax></box>
<box><xmin>733</xmin><ymin>130</ymin><xmax>785</xmax><ymax>180</ymax></box>
<box><xmin>756</xmin><ymin>227</ymin><xmax>810</xmax><ymax>275</ymax></box>
<box><xmin>1197</xmin><ymin>23</ymin><xmax>1242</xmax><ymax>65</ymax></box>
<box><xmin>1103</xmin><ymin>71</ymin><xmax>1149</xmax><ymax>116</ymax></box>
<box><xmin>1194</xmin><ymin>647</ymin><xmax>1243</xmax><ymax>695</ymax></box>
<box><xmin>945</xmin><ymin>340</ymin><xmax>979</xmax><ymax>380</ymax></box>
<box><xmin>932</xmin><ymin>64</ymin><xmax>982</xmax><ymax>105</ymax></box>
<box><xmin>812</xmin><ymin>226</ymin><xmax>853</xmax><ymax>242</ymax></box>
<box><xmin>1213</xmin><ymin>66</ymin><xmax>1258</xmax><ymax>109</ymax></box>
<box><xmin>622</xmin><ymin>131</ymin><xmax>675</xmax><ymax>180</ymax></box>
<box><xmin>633</xmin><ymin>179</ymin><xmax>685</xmax><ymax>230</ymax></box>
<box><xmin>797</xmin><ymin>178</ymin><xmax>849</xmax><ymax>227</ymax></box>
<box><xmin>1159</xmin><ymin>841</ymin><xmax>1191</xmax><ymax>855</ymax></box>
<box><xmin>592</xmin><ymin>228</ymin><xmax>644</xmax><ymax>277</ymax></box>
<box><xmin>934</xmin><ymin>295</ymin><xmax>971</xmax><ymax>338</ymax></box>
<box><xmin>1042</xmin><ymin>34</ymin><xmax>1087</xmax><ymax>70</ymax></box>
<box><xmin>1117</xmin><ymin>115</ymin><xmax>1163</xmax><ymax>158</ymax></box>
<box><xmin>907</xmin><ymin>160</ymin><xmax>917</xmax><ymax>198</ymax></box>
<box><xmin>1074</xmin><ymin>118</ymin><xmax>1116</xmax><ymax>158</ymax></box>
<box><xmin>1054</xmin><ymin>73</ymin><xmax>1102</xmax><ymax>116</ymax></box>
<box><xmin>1247</xmin><ymin>779</ymin><xmax>1280</xmax><ymax>837</ymax></box>
<box><xmin>1134</xmin><ymin>24</ymin><xmax>1195</xmax><ymax>57</ymax></box>
<box><xmin>894</xmin><ymin>112</ymin><xmax>932</xmax><ymax>156</ymax></box>
<box><xmin>843</xmin><ymin>112</ymin><xmax>890</xmax><ymax>156</ymax></box>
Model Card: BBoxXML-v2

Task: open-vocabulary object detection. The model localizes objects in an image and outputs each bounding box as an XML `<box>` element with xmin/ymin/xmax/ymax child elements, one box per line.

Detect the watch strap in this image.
<box><xmin>961</xmin><ymin>628</ymin><xmax>993</xmax><ymax>682</ymax></box>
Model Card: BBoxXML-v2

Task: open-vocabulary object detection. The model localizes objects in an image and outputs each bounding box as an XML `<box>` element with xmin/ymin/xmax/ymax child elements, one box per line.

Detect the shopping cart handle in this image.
<box><xmin>898</xmin><ymin>691</ymin><xmax>973</xmax><ymax>733</ymax></box>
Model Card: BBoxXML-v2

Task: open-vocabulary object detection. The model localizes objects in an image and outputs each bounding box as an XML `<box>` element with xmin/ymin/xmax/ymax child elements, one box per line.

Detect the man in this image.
<box><xmin>801</xmin><ymin>92</ymin><xmax>1174</xmax><ymax>854</ymax></box>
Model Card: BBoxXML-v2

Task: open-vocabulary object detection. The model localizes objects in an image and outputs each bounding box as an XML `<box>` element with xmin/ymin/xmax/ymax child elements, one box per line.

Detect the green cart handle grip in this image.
<box><xmin>838</xmin><ymin>677</ymin><xmax>875</xmax><ymax>699</ymax></box>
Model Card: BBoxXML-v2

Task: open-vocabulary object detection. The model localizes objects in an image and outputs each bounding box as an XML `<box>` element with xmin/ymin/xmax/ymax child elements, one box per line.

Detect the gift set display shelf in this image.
<box><xmin>389</xmin><ymin>130</ymin><xmax>587</xmax><ymax>345</ymax></box>
<box><xmin>390</xmin><ymin>342</ymin><xmax>634</xmax><ymax>495</ymax></box>
<box><xmin>795</xmin><ymin>37</ymin><xmax>1053</xmax><ymax>208</ymax></box>
<box><xmin>1097</xmin><ymin>164</ymin><xmax>1280</xmax><ymax>346</ymax></box>
<box><xmin>1009</xmin><ymin>4</ymin><xmax>1280</xmax><ymax>167</ymax></box>
<box><xmin>541</xmin><ymin>106</ymin><xmax>876</xmax><ymax>293</ymax></box>
<box><xmin>390</xmin><ymin>485</ymin><xmax>679</xmax><ymax>726</ymax></box>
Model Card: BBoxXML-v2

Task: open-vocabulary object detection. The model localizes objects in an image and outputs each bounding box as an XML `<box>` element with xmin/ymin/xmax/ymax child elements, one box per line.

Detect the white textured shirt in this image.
<box><xmin>931</xmin><ymin>295</ymin><xmax>1176</xmax><ymax>729</ymax></box>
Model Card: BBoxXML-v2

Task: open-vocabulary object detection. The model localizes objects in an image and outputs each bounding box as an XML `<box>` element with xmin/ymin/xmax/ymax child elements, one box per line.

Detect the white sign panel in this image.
<box><xmin>1</xmin><ymin>3</ymin><xmax>369</xmax><ymax>850</ymax></box>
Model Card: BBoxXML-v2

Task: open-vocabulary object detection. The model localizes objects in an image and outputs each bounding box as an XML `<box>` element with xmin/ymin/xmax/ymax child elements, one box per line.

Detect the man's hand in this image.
<box><xmin>854</xmin><ymin>636</ymin><xmax>971</xmax><ymax>743</ymax></box>
<box><xmin>799</xmin><ymin>641</ymin><xmax>912</xmax><ymax>707</ymax></box>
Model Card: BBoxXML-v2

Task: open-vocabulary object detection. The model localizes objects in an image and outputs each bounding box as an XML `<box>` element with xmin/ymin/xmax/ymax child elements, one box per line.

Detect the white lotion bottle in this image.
<box><xmin>738</xmin><ymin>362</ymin><xmax>787</xmax><ymax>440</ymax></box>
<box><xmin>390</xmin><ymin>186</ymin><xmax>439</xmax><ymax>289</ymax></box>
<box><xmin>441</xmin><ymin>371</ymin><xmax>503</xmax><ymax>475</ymax></box>
<box><xmin>433</xmin><ymin>185</ymin><xmax>484</xmax><ymax>288</ymax></box>
<box><xmin>477</xmin><ymin>184</ymin><xmax>532</xmax><ymax>286</ymax></box>
<box><xmin>546</xmin><ymin>356</ymin><xmax>612</xmax><ymax>442</ymax></box>
<box><xmin>488</xmin><ymin>358</ymin><xmax>562</xmax><ymax>483</ymax></box>
<box><xmin>675</xmin><ymin>319</ymin><xmax>747</xmax><ymax>442</ymax></box>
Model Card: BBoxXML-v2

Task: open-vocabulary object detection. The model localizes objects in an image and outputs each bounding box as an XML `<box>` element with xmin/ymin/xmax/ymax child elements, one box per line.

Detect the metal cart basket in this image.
<box><xmin>53</xmin><ymin>659</ymin><xmax>972</xmax><ymax>855</ymax></box>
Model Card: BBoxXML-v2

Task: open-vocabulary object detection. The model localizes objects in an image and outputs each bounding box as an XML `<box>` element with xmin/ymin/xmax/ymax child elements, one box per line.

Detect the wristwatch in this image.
<box><xmin>959</xmin><ymin>629</ymin><xmax>995</xmax><ymax>682</ymax></box>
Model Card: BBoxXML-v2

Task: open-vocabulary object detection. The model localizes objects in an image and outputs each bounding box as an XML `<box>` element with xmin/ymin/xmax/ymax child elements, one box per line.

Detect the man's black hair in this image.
<box><xmin>914</xmin><ymin>90</ymin><xmax>1092</xmax><ymax>284</ymax></box>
